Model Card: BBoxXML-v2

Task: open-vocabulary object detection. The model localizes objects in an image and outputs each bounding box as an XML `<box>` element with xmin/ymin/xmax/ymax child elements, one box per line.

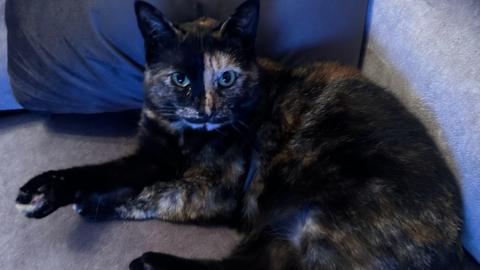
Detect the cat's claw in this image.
<box><xmin>15</xmin><ymin>171</ymin><xmax>67</xmax><ymax>218</ymax></box>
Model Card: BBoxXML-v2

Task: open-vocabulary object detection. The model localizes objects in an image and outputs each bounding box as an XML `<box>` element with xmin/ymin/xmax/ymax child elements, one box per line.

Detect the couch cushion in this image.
<box><xmin>362</xmin><ymin>0</ymin><xmax>480</xmax><ymax>263</ymax></box>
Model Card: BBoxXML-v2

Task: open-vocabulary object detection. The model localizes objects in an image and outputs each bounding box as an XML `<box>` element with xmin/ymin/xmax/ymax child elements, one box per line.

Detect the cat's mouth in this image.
<box><xmin>186</xmin><ymin>121</ymin><xmax>224</xmax><ymax>131</ymax></box>
<box><xmin>173</xmin><ymin>119</ymin><xmax>228</xmax><ymax>131</ymax></box>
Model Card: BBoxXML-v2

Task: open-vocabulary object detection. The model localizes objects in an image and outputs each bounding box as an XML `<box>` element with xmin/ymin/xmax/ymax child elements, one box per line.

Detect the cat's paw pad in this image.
<box><xmin>15</xmin><ymin>171</ymin><xmax>65</xmax><ymax>218</ymax></box>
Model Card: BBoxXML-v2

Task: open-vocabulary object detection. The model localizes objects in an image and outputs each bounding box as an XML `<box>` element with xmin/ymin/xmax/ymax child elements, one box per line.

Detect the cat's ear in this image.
<box><xmin>219</xmin><ymin>0</ymin><xmax>260</xmax><ymax>46</ymax></box>
<box><xmin>135</xmin><ymin>1</ymin><xmax>182</xmax><ymax>46</ymax></box>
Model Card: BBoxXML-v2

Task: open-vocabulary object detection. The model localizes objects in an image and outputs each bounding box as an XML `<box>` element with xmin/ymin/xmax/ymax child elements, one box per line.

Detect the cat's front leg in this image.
<box><xmin>16</xmin><ymin>149</ymin><xmax>183</xmax><ymax>219</ymax></box>
<box><xmin>113</xmin><ymin>178</ymin><xmax>239</xmax><ymax>223</ymax></box>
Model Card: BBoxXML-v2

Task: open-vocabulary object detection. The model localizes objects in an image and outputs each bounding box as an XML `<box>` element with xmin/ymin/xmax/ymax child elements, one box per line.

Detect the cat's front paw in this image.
<box><xmin>16</xmin><ymin>171</ymin><xmax>69</xmax><ymax>218</ymax></box>
<box><xmin>129</xmin><ymin>253</ymin><xmax>160</xmax><ymax>270</ymax></box>
<box><xmin>129</xmin><ymin>252</ymin><xmax>182</xmax><ymax>270</ymax></box>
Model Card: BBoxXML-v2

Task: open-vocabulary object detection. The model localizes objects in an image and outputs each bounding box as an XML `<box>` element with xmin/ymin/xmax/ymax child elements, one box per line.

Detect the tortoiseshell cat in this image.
<box><xmin>16</xmin><ymin>1</ymin><xmax>463</xmax><ymax>269</ymax></box>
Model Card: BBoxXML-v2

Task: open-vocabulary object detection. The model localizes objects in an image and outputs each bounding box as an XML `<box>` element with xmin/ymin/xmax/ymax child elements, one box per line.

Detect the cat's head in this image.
<box><xmin>135</xmin><ymin>0</ymin><xmax>260</xmax><ymax>132</ymax></box>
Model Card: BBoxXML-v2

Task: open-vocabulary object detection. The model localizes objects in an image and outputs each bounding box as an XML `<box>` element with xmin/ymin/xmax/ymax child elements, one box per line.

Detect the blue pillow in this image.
<box><xmin>5</xmin><ymin>0</ymin><xmax>368</xmax><ymax>113</ymax></box>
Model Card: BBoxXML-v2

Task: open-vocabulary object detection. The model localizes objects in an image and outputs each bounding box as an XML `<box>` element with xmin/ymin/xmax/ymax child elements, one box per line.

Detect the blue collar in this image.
<box><xmin>243</xmin><ymin>150</ymin><xmax>259</xmax><ymax>193</ymax></box>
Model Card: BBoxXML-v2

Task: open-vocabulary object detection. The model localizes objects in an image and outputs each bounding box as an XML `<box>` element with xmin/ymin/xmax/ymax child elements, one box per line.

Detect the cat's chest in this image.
<box><xmin>180</xmin><ymin>130</ymin><xmax>234</xmax><ymax>156</ymax></box>
<box><xmin>179</xmin><ymin>130</ymin><xmax>252</xmax><ymax>184</ymax></box>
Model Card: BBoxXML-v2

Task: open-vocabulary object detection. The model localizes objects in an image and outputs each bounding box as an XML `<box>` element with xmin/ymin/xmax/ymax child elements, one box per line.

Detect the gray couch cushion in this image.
<box><xmin>6</xmin><ymin>0</ymin><xmax>367</xmax><ymax>113</ymax></box>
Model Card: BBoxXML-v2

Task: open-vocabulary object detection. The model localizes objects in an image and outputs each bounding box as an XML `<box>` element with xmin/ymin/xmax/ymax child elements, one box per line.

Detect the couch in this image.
<box><xmin>1</xmin><ymin>0</ymin><xmax>479</xmax><ymax>269</ymax></box>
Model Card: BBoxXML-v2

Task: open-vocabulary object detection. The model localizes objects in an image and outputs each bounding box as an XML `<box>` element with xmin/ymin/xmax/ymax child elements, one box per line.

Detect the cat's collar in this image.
<box><xmin>243</xmin><ymin>150</ymin><xmax>259</xmax><ymax>193</ymax></box>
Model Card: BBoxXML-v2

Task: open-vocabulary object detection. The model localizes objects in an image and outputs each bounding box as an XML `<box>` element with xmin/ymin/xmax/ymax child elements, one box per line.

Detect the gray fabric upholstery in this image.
<box><xmin>362</xmin><ymin>0</ymin><xmax>480</xmax><ymax>263</ymax></box>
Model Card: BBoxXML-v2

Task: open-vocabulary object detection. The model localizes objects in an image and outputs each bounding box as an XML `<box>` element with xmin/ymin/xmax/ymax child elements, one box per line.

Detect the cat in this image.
<box><xmin>15</xmin><ymin>0</ymin><xmax>463</xmax><ymax>269</ymax></box>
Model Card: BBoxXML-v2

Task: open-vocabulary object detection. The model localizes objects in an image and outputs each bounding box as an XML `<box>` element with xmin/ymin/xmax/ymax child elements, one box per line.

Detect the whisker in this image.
<box><xmin>156</xmin><ymin>109</ymin><xmax>176</xmax><ymax>112</ymax></box>
<box><xmin>157</xmin><ymin>106</ymin><xmax>175</xmax><ymax>109</ymax></box>
<box><xmin>238</xmin><ymin>120</ymin><xmax>249</xmax><ymax>129</ymax></box>
<box><xmin>95</xmin><ymin>197</ymin><xmax>102</xmax><ymax>220</ymax></box>
<box><xmin>214</xmin><ymin>129</ymin><xmax>225</xmax><ymax>135</ymax></box>
<box><xmin>231</xmin><ymin>124</ymin><xmax>242</xmax><ymax>135</ymax></box>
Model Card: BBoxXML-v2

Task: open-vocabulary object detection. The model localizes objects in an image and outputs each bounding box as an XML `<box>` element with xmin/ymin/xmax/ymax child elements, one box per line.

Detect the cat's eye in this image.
<box><xmin>218</xmin><ymin>70</ymin><xmax>237</xmax><ymax>88</ymax></box>
<box><xmin>171</xmin><ymin>72</ymin><xmax>191</xmax><ymax>88</ymax></box>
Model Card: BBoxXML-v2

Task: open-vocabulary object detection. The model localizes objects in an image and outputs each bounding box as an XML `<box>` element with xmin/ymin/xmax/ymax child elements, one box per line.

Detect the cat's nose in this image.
<box><xmin>204</xmin><ymin>90</ymin><xmax>216</xmax><ymax>117</ymax></box>
<box><xmin>205</xmin><ymin>108</ymin><xmax>215</xmax><ymax>117</ymax></box>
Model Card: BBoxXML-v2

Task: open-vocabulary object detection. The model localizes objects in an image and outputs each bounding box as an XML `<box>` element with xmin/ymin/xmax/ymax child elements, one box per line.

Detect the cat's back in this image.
<box><xmin>259</xmin><ymin>59</ymin><xmax>460</xmax><ymax>204</ymax></box>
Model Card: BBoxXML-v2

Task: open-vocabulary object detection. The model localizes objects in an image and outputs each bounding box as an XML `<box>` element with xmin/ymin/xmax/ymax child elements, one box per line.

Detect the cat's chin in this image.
<box><xmin>171</xmin><ymin>120</ymin><xmax>225</xmax><ymax>132</ymax></box>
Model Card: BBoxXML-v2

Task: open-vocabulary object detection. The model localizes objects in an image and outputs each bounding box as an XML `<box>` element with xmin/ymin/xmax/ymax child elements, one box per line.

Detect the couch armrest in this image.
<box><xmin>362</xmin><ymin>0</ymin><xmax>480</xmax><ymax>263</ymax></box>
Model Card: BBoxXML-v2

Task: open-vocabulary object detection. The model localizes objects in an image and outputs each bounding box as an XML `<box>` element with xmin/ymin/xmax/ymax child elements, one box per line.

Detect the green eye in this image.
<box><xmin>171</xmin><ymin>72</ymin><xmax>191</xmax><ymax>88</ymax></box>
<box><xmin>218</xmin><ymin>70</ymin><xmax>237</xmax><ymax>88</ymax></box>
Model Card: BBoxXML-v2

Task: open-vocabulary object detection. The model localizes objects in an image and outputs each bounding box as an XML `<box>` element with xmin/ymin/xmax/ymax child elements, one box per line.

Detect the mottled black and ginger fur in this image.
<box><xmin>16</xmin><ymin>0</ymin><xmax>463</xmax><ymax>269</ymax></box>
